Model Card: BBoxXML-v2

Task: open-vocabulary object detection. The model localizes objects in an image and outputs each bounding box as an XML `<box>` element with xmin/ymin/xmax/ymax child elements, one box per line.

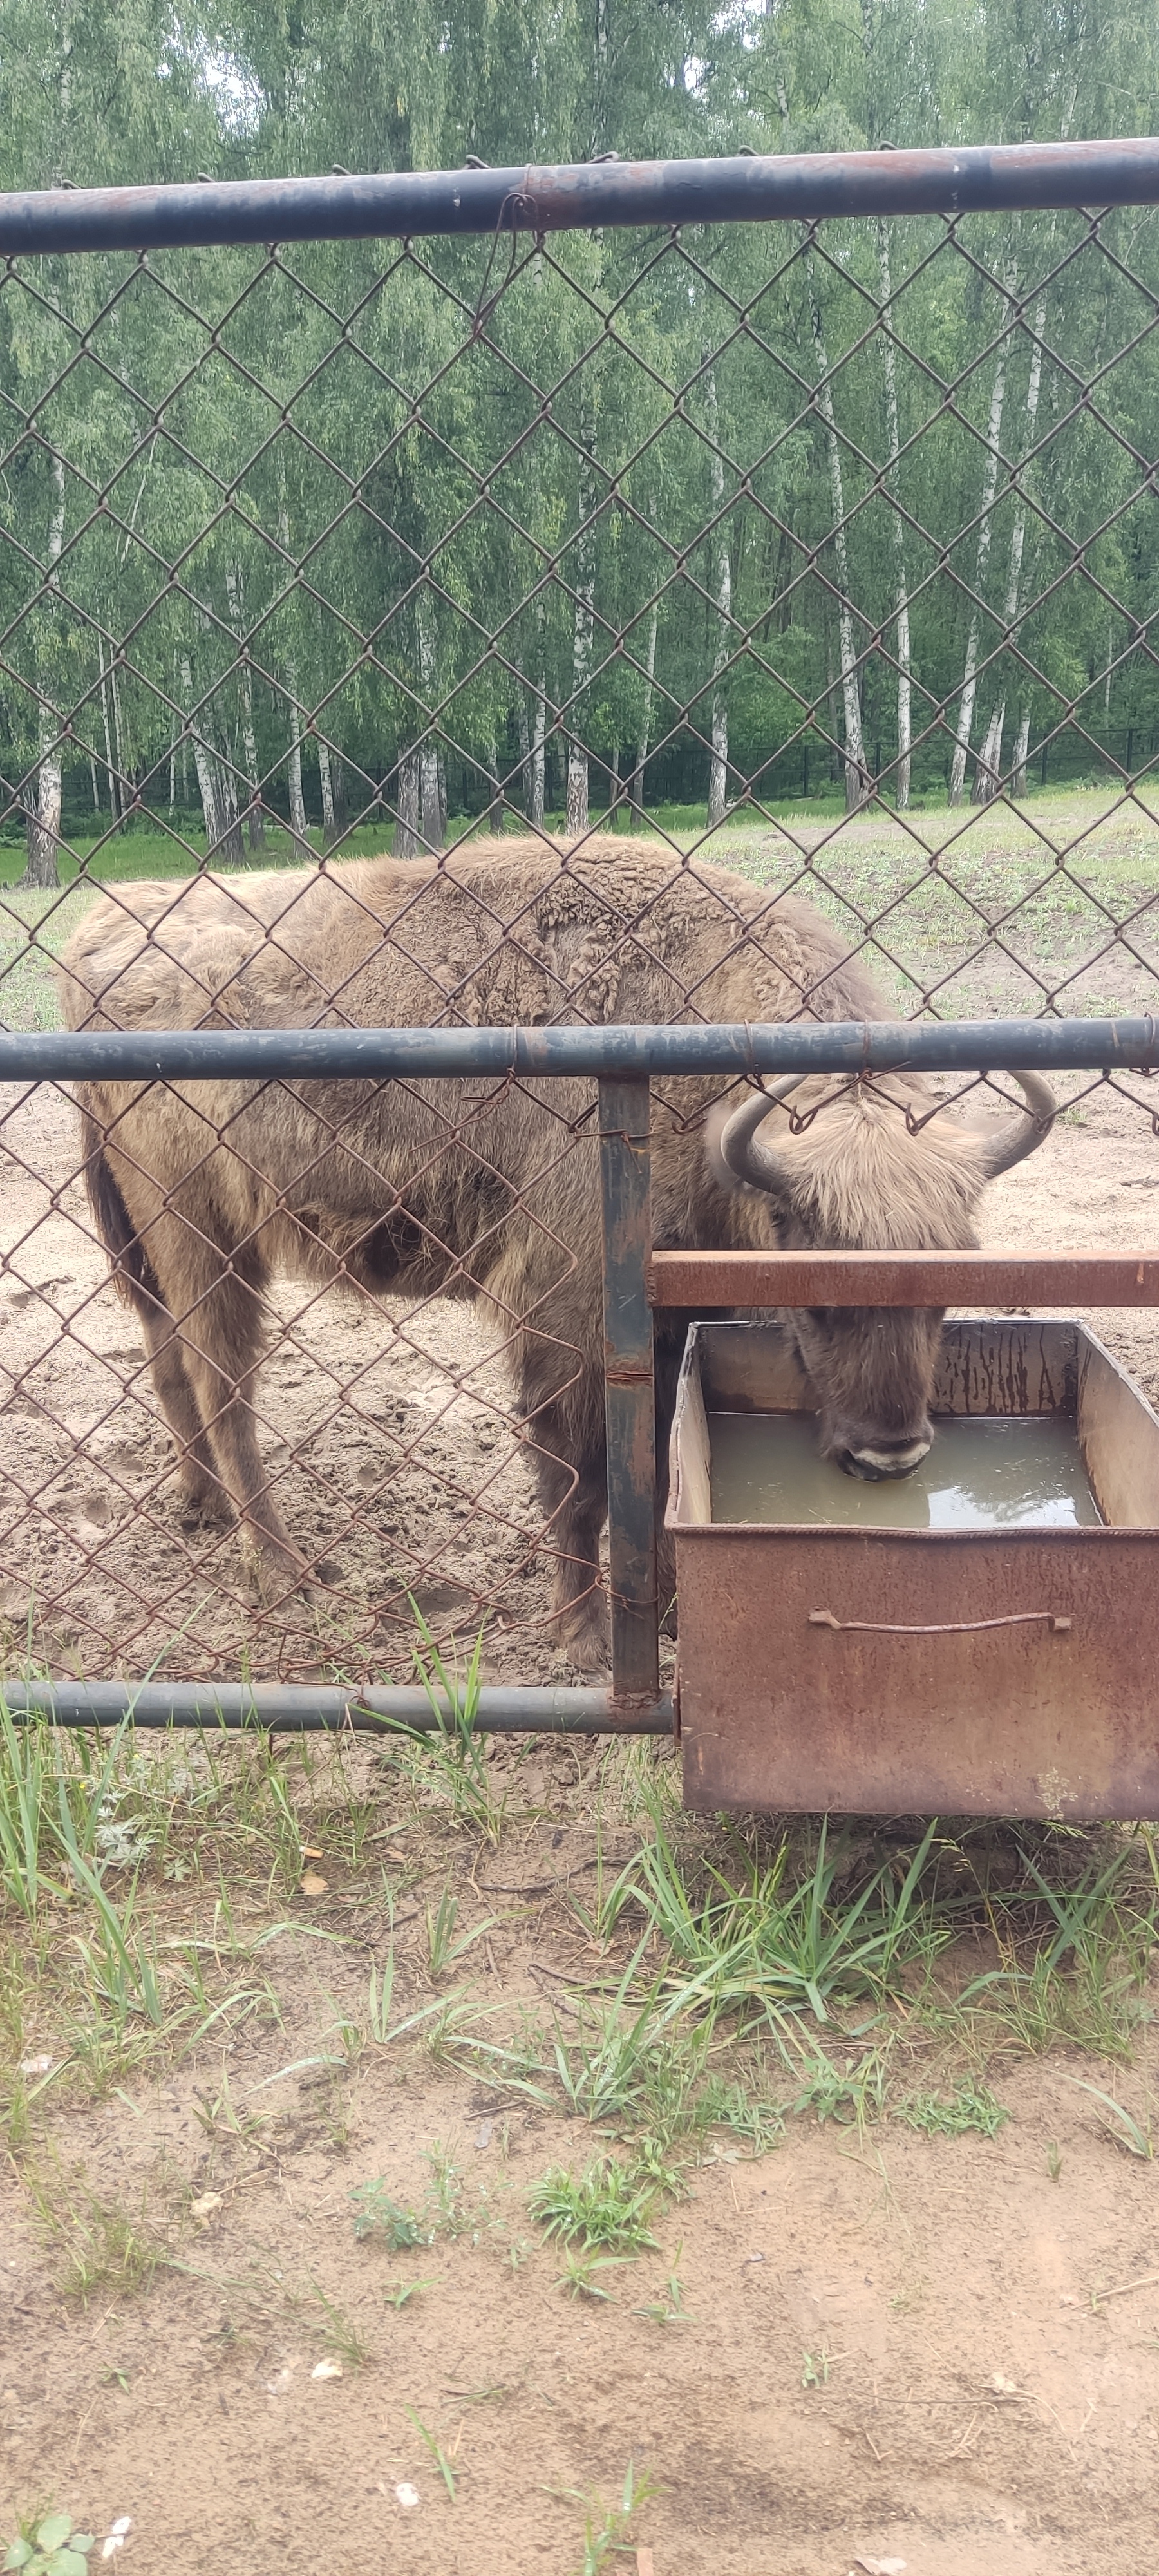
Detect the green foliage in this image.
<box><xmin>4</xmin><ymin>2519</ymin><xmax>95</xmax><ymax>2576</ymax></box>
<box><xmin>896</xmin><ymin>2083</ymin><xmax>1011</xmax><ymax>2139</ymax></box>
<box><xmin>348</xmin><ymin>2181</ymin><xmax>432</xmax><ymax>2249</ymax></box>
<box><xmin>529</xmin><ymin>2154</ymin><xmax>661</xmax><ymax>2253</ymax></box>
<box><xmin>558</xmin><ymin>2460</ymin><xmax>661</xmax><ymax>2575</ymax></box>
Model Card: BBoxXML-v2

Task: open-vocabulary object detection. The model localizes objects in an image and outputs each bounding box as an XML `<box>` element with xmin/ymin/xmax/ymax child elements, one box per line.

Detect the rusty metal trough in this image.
<box><xmin>668</xmin><ymin>1318</ymin><xmax>1159</xmax><ymax>1822</ymax></box>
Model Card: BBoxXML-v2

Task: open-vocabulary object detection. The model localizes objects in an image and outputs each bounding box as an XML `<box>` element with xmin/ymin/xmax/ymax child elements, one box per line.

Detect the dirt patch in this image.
<box><xmin>2</xmin><ymin>1763</ymin><xmax>1158</xmax><ymax>2575</ymax></box>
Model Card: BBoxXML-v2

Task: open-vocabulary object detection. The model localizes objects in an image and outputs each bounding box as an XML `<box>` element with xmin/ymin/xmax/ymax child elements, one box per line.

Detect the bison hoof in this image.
<box><xmin>178</xmin><ymin>1489</ymin><xmax>234</xmax><ymax>1532</ymax></box>
<box><xmin>556</xmin><ymin>1609</ymin><xmax>610</xmax><ymax>1674</ymax></box>
<box><xmin>243</xmin><ymin>1541</ymin><xmax>317</xmax><ymax>1604</ymax></box>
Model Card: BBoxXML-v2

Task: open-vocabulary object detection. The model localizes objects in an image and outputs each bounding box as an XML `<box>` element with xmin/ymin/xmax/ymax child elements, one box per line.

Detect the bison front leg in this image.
<box><xmin>137</xmin><ymin>1211</ymin><xmax>312</xmax><ymax>1596</ymax></box>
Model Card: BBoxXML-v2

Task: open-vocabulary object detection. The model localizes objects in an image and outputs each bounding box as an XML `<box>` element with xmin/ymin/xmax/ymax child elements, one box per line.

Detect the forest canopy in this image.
<box><xmin>2</xmin><ymin>1</ymin><xmax>1158</xmax><ymax>878</ymax></box>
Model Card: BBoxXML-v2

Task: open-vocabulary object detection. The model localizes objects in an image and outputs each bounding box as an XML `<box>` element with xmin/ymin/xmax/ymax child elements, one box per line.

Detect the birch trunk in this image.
<box><xmin>395</xmin><ymin>748</ymin><xmax>420</xmax><ymax>857</ymax></box>
<box><xmin>704</xmin><ymin>365</ymin><xmax>731</xmax><ymax>831</ymax></box>
<box><xmin>224</xmin><ymin>560</ymin><xmax>265</xmax><ymax>851</ymax></box>
<box><xmin>485</xmin><ymin>735</ymin><xmax>504</xmax><ymax>833</ymax></box>
<box><xmin>318</xmin><ymin>737</ymin><xmax>335</xmax><ymax>842</ymax></box>
<box><xmin>974</xmin><ymin>292</ymin><xmax>1046</xmax><ymax>804</ymax></box>
<box><xmin>180</xmin><ymin>653</ymin><xmax>224</xmax><ymax>859</ymax></box>
<box><xmin>415</xmin><ymin>582</ymin><xmax>444</xmax><ymax>853</ymax></box>
<box><xmin>531</xmin><ymin>596</ymin><xmax>547</xmax><ymax>829</ymax></box>
<box><xmin>628</xmin><ymin>591</ymin><xmax>658</xmax><ymax>822</ymax></box>
<box><xmin>21</xmin><ymin>452</ymin><xmax>67</xmax><ymax>887</ymax></box>
<box><xmin>516</xmin><ymin>692</ymin><xmax>531</xmax><ymax>815</ymax></box>
<box><xmin>100</xmin><ymin>632</ymin><xmax>120</xmax><ymax>824</ymax></box>
<box><xmin>807</xmin><ymin>258</ymin><xmax>869</xmax><ymax>813</ymax></box>
<box><xmin>566</xmin><ymin>401</ymin><xmax>598</xmax><ymax>838</ymax></box>
<box><xmin>948</xmin><ymin>267</ymin><xmax>1017</xmax><ymax>805</ymax></box>
<box><xmin>283</xmin><ymin>658</ymin><xmax>309</xmax><ymax>850</ymax></box>
<box><xmin>876</xmin><ymin>222</ymin><xmax>912</xmax><ymax>810</ymax></box>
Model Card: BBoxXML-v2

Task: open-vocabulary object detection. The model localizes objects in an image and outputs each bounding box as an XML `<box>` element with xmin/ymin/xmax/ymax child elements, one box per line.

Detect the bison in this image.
<box><xmin>58</xmin><ymin>835</ymin><xmax>1053</xmax><ymax>1669</ymax></box>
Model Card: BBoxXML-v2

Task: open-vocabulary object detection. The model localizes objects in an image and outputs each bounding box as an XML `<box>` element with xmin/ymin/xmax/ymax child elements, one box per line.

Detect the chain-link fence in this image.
<box><xmin>1</xmin><ymin>144</ymin><xmax>1158</xmax><ymax>1705</ymax></box>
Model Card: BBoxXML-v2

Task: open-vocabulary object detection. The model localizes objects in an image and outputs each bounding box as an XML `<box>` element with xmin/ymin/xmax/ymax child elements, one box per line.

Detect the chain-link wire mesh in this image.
<box><xmin>1</xmin><ymin>182</ymin><xmax>1158</xmax><ymax>1689</ymax></box>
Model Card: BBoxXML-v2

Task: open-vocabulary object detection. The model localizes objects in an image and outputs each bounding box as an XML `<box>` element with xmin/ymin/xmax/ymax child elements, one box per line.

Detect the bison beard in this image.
<box><xmin>57</xmin><ymin>837</ymin><xmax>1053</xmax><ymax>1671</ymax></box>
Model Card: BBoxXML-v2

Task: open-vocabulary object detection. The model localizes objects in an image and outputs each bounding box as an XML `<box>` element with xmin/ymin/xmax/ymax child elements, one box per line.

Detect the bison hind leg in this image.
<box><xmin>520</xmin><ymin>1379</ymin><xmax>610</xmax><ymax>1674</ymax></box>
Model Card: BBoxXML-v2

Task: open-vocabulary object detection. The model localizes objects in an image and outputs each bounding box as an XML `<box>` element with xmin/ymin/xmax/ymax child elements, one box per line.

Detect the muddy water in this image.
<box><xmin>707</xmin><ymin>1410</ymin><xmax>1102</xmax><ymax>1530</ymax></box>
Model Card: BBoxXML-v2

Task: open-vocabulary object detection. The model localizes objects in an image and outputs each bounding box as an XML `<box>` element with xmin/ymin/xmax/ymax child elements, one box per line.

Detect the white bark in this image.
<box><xmin>566</xmin><ymin>406</ymin><xmax>598</xmax><ymax>838</ymax></box>
<box><xmin>415</xmin><ymin>582</ymin><xmax>443</xmax><ymax>853</ymax></box>
<box><xmin>277</xmin><ymin>478</ymin><xmax>310</xmax><ymax>854</ymax></box>
<box><xmin>224</xmin><ymin>558</ymin><xmax>264</xmax><ymax>851</ymax></box>
<box><xmin>949</xmin><ymin>265</ymin><xmax>1017</xmax><ymax>806</ymax></box>
<box><xmin>876</xmin><ymin>222</ymin><xmax>912</xmax><ymax>810</ymax></box>
<box><xmin>629</xmin><ymin>591</ymin><xmax>658</xmax><ymax>821</ymax></box>
<box><xmin>23</xmin><ymin>451</ymin><xmax>67</xmax><ymax>887</ymax></box>
<box><xmin>704</xmin><ymin>365</ymin><xmax>731</xmax><ymax>831</ymax></box>
<box><xmin>395</xmin><ymin>746</ymin><xmax>420</xmax><ymax>857</ymax></box>
<box><xmin>100</xmin><ymin>632</ymin><xmax>120</xmax><ymax>822</ymax></box>
<box><xmin>283</xmin><ymin>656</ymin><xmax>308</xmax><ymax>849</ymax></box>
<box><xmin>531</xmin><ymin>594</ymin><xmax>547</xmax><ymax>830</ymax></box>
<box><xmin>318</xmin><ymin>737</ymin><xmax>335</xmax><ymax>840</ymax></box>
<box><xmin>180</xmin><ymin>652</ymin><xmax>223</xmax><ymax>855</ymax></box>
<box><xmin>485</xmin><ymin>734</ymin><xmax>504</xmax><ymax>833</ymax></box>
<box><xmin>975</xmin><ymin>296</ymin><xmax>1045</xmax><ymax>804</ymax></box>
<box><xmin>807</xmin><ymin>259</ymin><xmax>869</xmax><ymax>813</ymax></box>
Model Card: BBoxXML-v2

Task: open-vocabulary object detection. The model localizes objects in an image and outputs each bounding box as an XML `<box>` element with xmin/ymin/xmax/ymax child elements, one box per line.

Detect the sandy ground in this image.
<box><xmin>1</xmin><ymin>1788</ymin><xmax>1158</xmax><ymax>2576</ymax></box>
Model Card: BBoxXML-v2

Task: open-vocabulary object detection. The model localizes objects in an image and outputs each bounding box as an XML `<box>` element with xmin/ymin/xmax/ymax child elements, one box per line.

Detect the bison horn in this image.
<box><xmin>980</xmin><ymin>1070</ymin><xmax>1057</xmax><ymax>1178</ymax></box>
<box><xmin>717</xmin><ymin>1075</ymin><xmax>809</xmax><ymax>1195</ymax></box>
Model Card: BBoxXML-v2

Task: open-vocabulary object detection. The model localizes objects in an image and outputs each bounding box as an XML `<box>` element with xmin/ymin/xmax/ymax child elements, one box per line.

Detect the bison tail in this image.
<box><xmin>80</xmin><ymin>1110</ymin><xmax>165</xmax><ymax>1314</ymax></box>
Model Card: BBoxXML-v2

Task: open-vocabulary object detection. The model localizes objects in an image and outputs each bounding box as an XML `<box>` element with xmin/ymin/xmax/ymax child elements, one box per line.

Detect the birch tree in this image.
<box><xmin>807</xmin><ymin>254</ymin><xmax>869</xmax><ymax>813</ymax></box>
<box><xmin>565</xmin><ymin>395</ymin><xmax>598</xmax><ymax>838</ymax></box>
<box><xmin>704</xmin><ymin>365</ymin><xmax>733</xmax><ymax>831</ymax></box>
<box><xmin>948</xmin><ymin>263</ymin><xmax>1017</xmax><ymax>805</ymax></box>
<box><xmin>20</xmin><ymin>450</ymin><xmax>66</xmax><ymax>888</ymax></box>
<box><xmin>876</xmin><ymin>221</ymin><xmax>912</xmax><ymax>810</ymax></box>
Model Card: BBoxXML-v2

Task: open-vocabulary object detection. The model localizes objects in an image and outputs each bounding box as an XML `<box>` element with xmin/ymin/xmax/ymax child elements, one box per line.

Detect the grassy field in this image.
<box><xmin>2</xmin><ymin>782</ymin><xmax>1158</xmax><ymax>1032</ymax></box>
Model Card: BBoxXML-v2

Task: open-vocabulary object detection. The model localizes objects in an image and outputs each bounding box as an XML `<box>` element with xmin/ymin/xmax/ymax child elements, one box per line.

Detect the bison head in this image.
<box><xmin>708</xmin><ymin>1070</ymin><xmax>1055</xmax><ymax>1480</ymax></box>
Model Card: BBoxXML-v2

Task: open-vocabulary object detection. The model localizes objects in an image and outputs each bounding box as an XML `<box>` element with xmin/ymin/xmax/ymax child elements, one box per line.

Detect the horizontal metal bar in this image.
<box><xmin>2</xmin><ymin>140</ymin><xmax>1159</xmax><ymax>257</ymax></box>
<box><xmin>3</xmin><ymin>1016</ymin><xmax>1156</xmax><ymax>1086</ymax></box>
<box><xmin>1</xmin><ymin>1681</ymin><xmax>674</xmax><ymax>1736</ymax></box>
<box><xmin>649</xmin><ymin>1250</ymin><xmax>1159</xmax><ymax>1307</ymax></box>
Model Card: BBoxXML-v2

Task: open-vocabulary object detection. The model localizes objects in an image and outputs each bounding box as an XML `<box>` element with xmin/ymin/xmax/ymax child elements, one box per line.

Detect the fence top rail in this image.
<box><xmin>1</xmin><ymin>1016</ymin><xmax>1156</xmax><ymax>1086</ymax></box>
<box><xmin>2</xmin><ymin>138</ymin><xmax>1159</xmax><ymax>258</ymax></box>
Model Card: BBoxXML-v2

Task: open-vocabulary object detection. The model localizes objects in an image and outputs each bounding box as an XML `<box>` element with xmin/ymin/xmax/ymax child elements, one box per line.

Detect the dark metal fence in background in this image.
<box><xmin>2</xmin><ymin>139</ymin><xmax>1158</xmax><ymax>1730</ymax></box>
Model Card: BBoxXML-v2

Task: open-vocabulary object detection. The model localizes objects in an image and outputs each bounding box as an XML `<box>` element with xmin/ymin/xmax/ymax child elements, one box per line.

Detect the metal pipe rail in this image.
<box><xmin>3</xmin><ymin>1682</ymin><xmax>674</xmax><ymax>1735</ymax></box>
<box><xmin>2</xmin><ymin>1014</ymin><xmax>1157</xmax><ymax>1086</ymax></box>
<box><xmin>3</xmin><ymin>138</ymin><xmax>1159</xmax><ymax>257</ymax></box>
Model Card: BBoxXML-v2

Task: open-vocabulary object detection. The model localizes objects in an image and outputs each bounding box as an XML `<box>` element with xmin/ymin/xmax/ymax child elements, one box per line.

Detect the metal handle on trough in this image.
<box><xmin>808</xmin><ymin>1608</ymin><xmax>1073</xmax><ymax>1636</ymax></box>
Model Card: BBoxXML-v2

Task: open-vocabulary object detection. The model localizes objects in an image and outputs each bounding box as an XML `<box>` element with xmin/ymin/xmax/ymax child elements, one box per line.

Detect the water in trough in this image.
<box><xmin>706</xmin><ymin>1410</ymin><xmax>1103</xmax><ymax>1530</ymax></box>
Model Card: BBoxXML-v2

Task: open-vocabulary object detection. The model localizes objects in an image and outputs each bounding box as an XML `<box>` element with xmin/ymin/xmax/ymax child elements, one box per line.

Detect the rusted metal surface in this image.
<box><xmin>4</xmin><ymin>1014</ymin><xmax>1156</xmax><ymax>1088</ymax></box>
<box><xmin>4</xmin><ymin>138</ymin><xmax>1159</xmax><ymax>258</ymax></box>
<box><xmin>649</xmin><ymin>1249</ymin><xmax>1159</xmax><ymax>1310</ymax></box>
<box><xmin>669</xmin><ymin>1319</ymin><xmax>1159</xmax><ymax>1820</ymax></box>
<box><xmin>599</xmin><ymin>1077</ymin><xmax>660</xmax><ymax>1700</ymax></box>
<box><xmin>4</xmin><ymin>1682</ymin><xmax>674</xmax><ymax>1736</ymax></box>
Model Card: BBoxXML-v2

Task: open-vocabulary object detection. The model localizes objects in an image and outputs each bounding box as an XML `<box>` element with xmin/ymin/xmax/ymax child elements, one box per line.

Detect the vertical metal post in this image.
<box><xmin>598</xmin><ymin>1075</ymin><xmax>659</xmax><ymax>1699</ymax></box>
